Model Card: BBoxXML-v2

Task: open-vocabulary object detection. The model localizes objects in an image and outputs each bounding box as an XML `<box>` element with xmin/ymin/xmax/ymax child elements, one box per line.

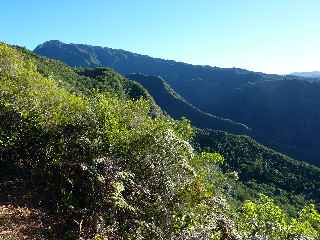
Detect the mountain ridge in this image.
<box><xmin>34</xmin><ymin>40</ymin><xmax>265</xmax><ymax>73</ymax></box>
<box><xmin>126</xmin><ymin>73</ymin><xmax>250</xmax><ymax>134</ymax></box>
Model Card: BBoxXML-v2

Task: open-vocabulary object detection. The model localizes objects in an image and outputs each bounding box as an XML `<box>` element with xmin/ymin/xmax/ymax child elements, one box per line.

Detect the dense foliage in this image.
<box><xmin>195</xmin><ymin>129</ymin><xmax>320</xmax><ymax>214</ymax></box>
<box><xmin>2</xmin><ymin>43</ymin><xmax>320</xmax><ymax>239</ymax></box>
<box><xmin>34</xmin><ymin>40</ymin><xmax>320</xmax><ymax>166</ymax></box>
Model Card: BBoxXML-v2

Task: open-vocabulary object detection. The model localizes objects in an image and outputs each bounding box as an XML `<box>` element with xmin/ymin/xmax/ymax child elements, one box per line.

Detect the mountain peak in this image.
<box><xmin>34</xmin><ymin>40</ymin><xmax>66</xmax><ymax>51</ymax></box>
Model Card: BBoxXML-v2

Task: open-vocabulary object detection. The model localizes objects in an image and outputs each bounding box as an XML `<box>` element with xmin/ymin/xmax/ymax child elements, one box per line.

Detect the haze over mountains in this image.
<box><xmin>290</xmin><ymin>71</ymin><xmax>320</xmax><ymax>79</ymax></box>
<box><xmin>34</xmin><ymin>40</ymin><xmax>320</xmax><ymax>166</ymax></box>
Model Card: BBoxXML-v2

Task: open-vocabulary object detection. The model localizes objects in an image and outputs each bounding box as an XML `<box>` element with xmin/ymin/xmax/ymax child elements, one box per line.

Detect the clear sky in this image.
<box><xmin>1</xmin><ymin>0</ymin><xmax>319</xmax><ymax>74</ymax></box>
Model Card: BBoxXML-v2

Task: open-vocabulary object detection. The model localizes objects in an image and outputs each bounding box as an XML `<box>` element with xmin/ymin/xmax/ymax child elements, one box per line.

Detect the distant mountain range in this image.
<box><xmin>34</xmin><ymin>40</ymin><xmax>320</xmax><ymax>166</ymax></box>
<box><xmin>290</xmin><ymin>71</ymin><xmax>320</xmax><ymax>79</ymax></box>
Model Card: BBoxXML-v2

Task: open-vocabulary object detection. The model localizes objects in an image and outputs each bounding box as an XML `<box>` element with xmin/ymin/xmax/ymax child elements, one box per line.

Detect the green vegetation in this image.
<box><xmin>76</xmin><ymin>68</ymin><xmax>150</xmax><ymax>99</ymax></box>
<box><xmin>194</xmin><ymin>129</ymin><xmax>320</xmax><ymax>214</ymax></box>
<box><xmin>2</xmin><ymin>43</ymin><xmax>320</xmax><ymax>239</ymax></box>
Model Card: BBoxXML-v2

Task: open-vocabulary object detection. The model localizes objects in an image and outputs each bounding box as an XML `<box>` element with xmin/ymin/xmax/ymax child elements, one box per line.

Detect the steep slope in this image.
<box><xmin>27</xmin><ymin>46</ymin><xmax>320</xmax><ymax>206</ymax></box>
<box><xmin>2</xmin><ymin>43</ymin><xmax>219</xmax><ymax>239</ymax></box>
<box><xmin>3</xmin><ymin>42</ymin><xmax>320</xmax><ymax>239</ymax></box>
<box><xmin>13</xmin><ymin>46</ymin><xmax>168</xmax><ymax>123</ymax></box>
<box><xmin>20</xmin><ymin>43</ymin><xmax>320</xmax><ymax>206</ymax></box>
<box><xmin>213</xmin><ymin>79</ymin><xmax>320</xmax><ymax>165</ymax></box>
<box><xmin>15</xmin><ymin>46</ymin><xmax>160</xmax><ymax>113</ymax></box>
<box><xmin>127</xmin><ymin>73</ymin><xmax>250</xmax><ymax>134</ymax></box>
<box><xmin>30</xmin><ymin>45</ymin><xmax>320</xmax><ymax>207</ymax></box>
<box><xmin>33</xmin><ymin>40</ymin><xmax>289</xmax><ymax>112</ymax></box>
<box><xmin>33</xmin><ymin>40</ymin><xmax>292</xmax><ymax>107</ymax></box>
<box><xmin>34</xmin><ymin>40</ymin><xmax>320</xmax><ymax>165</ymax></box>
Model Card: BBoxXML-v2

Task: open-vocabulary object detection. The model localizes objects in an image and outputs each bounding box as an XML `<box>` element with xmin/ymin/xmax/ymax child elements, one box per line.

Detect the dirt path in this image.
<box><xmin>0</xmin><ymin>177</ymin><xmax>66</xmax><ymax>239</ymax></box>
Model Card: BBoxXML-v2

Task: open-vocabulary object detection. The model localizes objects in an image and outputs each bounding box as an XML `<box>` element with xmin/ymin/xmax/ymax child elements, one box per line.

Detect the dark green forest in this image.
<box><xmin>194</xmin><ymin>129</ymin><xmax>320</xmax><ymax>214</ymax></box>
<box><xmin>126</xmin><ymin>73</ymin><xmax>249</xmax><ymax>134</ymax></box>
<box><xmin>34</xmin><ymin>40</ymin><xmax>320</xmax><ymax>166</ymax></box>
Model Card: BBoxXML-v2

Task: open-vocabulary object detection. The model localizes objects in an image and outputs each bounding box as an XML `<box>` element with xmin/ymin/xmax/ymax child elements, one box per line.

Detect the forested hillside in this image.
<box><xmin>126</xmin><ymin>73</ymin><xmax>249</xmax><ymax>134</ymax></box>
<box><xmin>34</xmin><ymin>40</ymin><xmax>320</xmax><ymax>165</ymax></box>
<box><xmin>204</xmin><ymin>79</ymin><xmax>320</xmax><ymax>166</ymax></box>
<box><xmin>194</xmin><ymin>129</ymin><xmax>320</xmax><ymax>213</ymax></box>
<box><xmin>2</xmin><ymin>43</ymin><xmax>320</xmax><ymax>239</ymax></box>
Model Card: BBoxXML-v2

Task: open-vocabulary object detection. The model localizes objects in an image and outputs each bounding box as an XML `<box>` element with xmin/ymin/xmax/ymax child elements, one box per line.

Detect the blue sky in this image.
<box><xmin>2</xmin><ymin>0</ymin><xmax>320</xmax><ymax>74</ymax></box>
